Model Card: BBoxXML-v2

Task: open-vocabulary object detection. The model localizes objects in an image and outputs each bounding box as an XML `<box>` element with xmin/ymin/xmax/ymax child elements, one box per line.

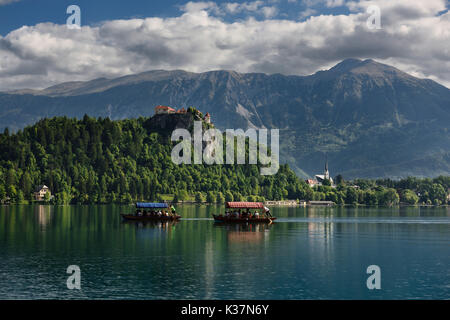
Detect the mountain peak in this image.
<box><xmin>330</xmin><ymin>58</ymin><xmax>364</xmax><ymax>72</ymax></box>
<box><xmin>313</xmin><ymin>58</ymin><xmax>412</xmax><ymax>81</ymax></box>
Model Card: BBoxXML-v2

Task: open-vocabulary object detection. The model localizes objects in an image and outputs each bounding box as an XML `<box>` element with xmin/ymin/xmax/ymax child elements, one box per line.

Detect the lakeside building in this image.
<box><xmin>265</xmin><ymin>200</ymin><xmax>298</xmax><ymax>206</ymax></box>
<box><xmin>34</xmin><ymin>185</ymin><xmax>51</xmax><ymax>201</ymax></box>
<box><xmin>306</xmin><ymin>157</ymin><xmax>334</xmax><ymax>186</ymax></box>
<box><xmin>155</xmin><ymin>105</ymin><xmax>176</xmax><ymax>114</ymax></box>
<box><xmin>309</xmin><ymin>201</ymin><xmax>335</xmax><ymax>206</ymax></box>
<box><xmin>315</xmin><ymin>157</ymin><xmax>333</xmax><ymax>185</ymax></box>
<box><xmin>305</xmin><ymin>179</ymin><xmax>318</xmax><ymax>187</ymax></box>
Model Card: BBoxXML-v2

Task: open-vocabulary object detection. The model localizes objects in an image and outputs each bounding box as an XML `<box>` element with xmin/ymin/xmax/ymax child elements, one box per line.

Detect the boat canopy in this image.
<box><xmin>136</xmin><ymin>202</ymin><xmax>168</xmax><ymax>209</ymax></box>
<box><xmin>225</xmin><ymin>202</ymin><xmax>264</xmax><ymax>209</ymax></box>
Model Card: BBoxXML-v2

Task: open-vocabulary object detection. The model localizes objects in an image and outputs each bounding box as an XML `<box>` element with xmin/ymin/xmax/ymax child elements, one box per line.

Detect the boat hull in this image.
<box><xmin>212</xmin><ymin>214</ymin><xmax>276</xmax><ymax>224</ymax></box>
<box><xmin>121</xmin><ymin>214</ymin><xmax>181</xmax><ymax>221</ymax></box>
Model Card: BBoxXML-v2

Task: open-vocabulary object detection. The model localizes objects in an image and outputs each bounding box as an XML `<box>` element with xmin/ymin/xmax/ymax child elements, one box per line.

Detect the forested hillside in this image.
<box><xmin>0</xmin><ymin>114</ymin><xmax>304</xmax><ymax>204</ymax></box>
<box><xmin>0</xmin><ymin>113</ymin><xmax>448</xmax><ymax>206</ymax></box>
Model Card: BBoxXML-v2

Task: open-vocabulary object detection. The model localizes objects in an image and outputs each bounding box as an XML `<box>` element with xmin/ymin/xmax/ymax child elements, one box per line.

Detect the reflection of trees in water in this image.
<box><xmin>125</xmin><ymin>220</ymin><xmax>179</xmax><ymax>230</ymax></box>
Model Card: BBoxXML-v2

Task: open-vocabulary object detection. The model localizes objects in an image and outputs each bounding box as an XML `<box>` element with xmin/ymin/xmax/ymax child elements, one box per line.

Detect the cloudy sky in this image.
<box><xmin>0</xmin><ymin>0</ymin><xmax>449</xmax><ymax>91</ymax></box>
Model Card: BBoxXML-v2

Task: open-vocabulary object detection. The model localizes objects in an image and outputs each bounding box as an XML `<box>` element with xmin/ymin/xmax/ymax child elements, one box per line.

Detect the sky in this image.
<box><xmin>0</xmin><ymin>0</ymin><xmax>449</xmax><ymax>91</ymax></box>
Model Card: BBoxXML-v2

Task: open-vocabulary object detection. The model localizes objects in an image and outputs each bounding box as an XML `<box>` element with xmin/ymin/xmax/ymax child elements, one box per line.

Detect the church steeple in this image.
<box><xmin>324</xmin><ymin>155</ymin><xmax>329</xmax><ymax>180</ymax></box>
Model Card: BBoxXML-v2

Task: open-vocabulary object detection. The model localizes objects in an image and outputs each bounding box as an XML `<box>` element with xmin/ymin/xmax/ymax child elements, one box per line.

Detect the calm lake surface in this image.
<box><xmin>0</xmin><ymin>205</ymin><xmax>448</xmax><ymax>299</ymax></box>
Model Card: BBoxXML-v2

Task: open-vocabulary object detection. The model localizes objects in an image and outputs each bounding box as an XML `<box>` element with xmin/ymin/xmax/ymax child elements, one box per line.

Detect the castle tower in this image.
<box><xmin>204</xmin><ymin>112</ymin><xmax>211</xmax><ymax>124</ymax></box>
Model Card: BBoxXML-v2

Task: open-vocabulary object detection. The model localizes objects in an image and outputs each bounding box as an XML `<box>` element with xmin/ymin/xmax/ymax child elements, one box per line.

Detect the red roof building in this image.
<box><xmin>305</xmin><ymin>179</ymin><xmax>318</xmax><ymax>187</ymax></box>
<box><xmin>155</xmin><ymin>105</ymin><xmax>176</xmax><ymax>114</ymax></box>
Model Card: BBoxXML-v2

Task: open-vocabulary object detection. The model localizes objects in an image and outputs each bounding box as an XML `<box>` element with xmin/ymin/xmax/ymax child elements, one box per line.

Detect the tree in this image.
<box><xmin>43</xmin><ymin>190</ymin><xmax>51</xmax><ymax>202</ymax></box>
<box><xmin>379</xmin><ymin>188</ymin><xmax>399</xmax><ymax>206</ymax></box>
<box><xmin>401</xmin><ymin>190</ymin><xmax>419</xmax><ymax>205</ymax></box>
<box><xmin>429</xmin><ymin>183</ymin><xmax>446</xmax><ymax>205</ymax></box>
<box><xmin>20</xmin><ymin>172</ymin><xmax>32</xmax><ymax>200</ymax></box>
<box><xmin>0</xmin><ymin>185</ymin><xmax>6</xmax><ymax>202</ymax></box>
<box><xmin>364</xmin><ymin>190</ymin><xmax>378</xmax><ymax>206</ymax></box>
<box><xmin>225</xmin><ymin>191</ymin><xmax>234</xmax><ymax>202</ymax></box>
<box><xmin>7</xmin><ymin>185</ymin><xmax>17</xmax><ymax>202</ymax></box>
<box><xmin>195</xmin><ymin>192</ymin><xmax>205</xmax><ymax>203</ymax></box>
<box><xmin>17</xmin><ymin>190</ymin><xmax>25</xmax><ymax>204</ymax></box>
<box><xmin>335</xmin><ymin>174</ymin><xmax>344</xmax><ymax>186</ymax></box>
<box><xmin>206</xmin><ymin>191</ymin><xmax>216</xmax><ymax>204</ymax></box>
<box><xmin>216</xmin><ymin>192</ymin><xmax>225</xmax><ymax>204</ymax></box>
<box><xmin>345</xmin><ymin>187</ymin><xmax>358</xmax><ymax>205</ymax></box>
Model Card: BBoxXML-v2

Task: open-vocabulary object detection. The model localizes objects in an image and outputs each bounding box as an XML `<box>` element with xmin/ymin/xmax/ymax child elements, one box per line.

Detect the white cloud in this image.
<box><xmin>326</xmin><ymin>0</ymin><xmax>344</xmax><ymax>8</ymax></box>
<box><xmin>224</xmin><ymin>1</ymin><xmax>265</xmax><ymax>14</ymax></box>
<box><xmin>0</xmin><ymin>0</ymin><xmax>449</xmax><ymax>91</ymax></box>
<box><xmin>299</xmin><ymin>8</ymin><xmax>318</xmax><ymax>19</ymax></box>
<box><xmin>0</xmin><ymin>0</ymin><xmax>19</xmax><ymax>5</ymax></box>
<box><xmin>261</xmin><ymin>6</ymin><xmax>278</xmax><ymax>18</ymax></box>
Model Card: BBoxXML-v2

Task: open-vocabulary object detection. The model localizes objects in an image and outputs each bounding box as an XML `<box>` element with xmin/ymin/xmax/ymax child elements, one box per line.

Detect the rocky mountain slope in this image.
<box><xmin>1</xmin><ymin>59</ymin><xmax>449</xmax><ymax>179</ymax></box>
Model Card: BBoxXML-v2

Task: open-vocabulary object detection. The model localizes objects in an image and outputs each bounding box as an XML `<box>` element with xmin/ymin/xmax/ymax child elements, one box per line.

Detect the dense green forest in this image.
<box><xmin>0</xmin><ymin>115</ymin><xmax>448</xmax><ymax>206</ymax></box>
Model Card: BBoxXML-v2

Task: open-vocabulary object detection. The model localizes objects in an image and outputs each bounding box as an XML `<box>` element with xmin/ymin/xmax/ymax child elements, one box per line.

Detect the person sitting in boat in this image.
<box><xmin>254</xmin><ymin>212</ymin><xmax>259</xmax><ymax>218</ymax></box>
<box><xmin>157</xmin><ymin>210</ymin><xmax>162</xmax><ymax>217</ymax></box>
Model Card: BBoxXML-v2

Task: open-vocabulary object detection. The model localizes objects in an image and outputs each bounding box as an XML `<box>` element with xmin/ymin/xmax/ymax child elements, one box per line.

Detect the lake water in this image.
<box><xmin>0</xmin><ymin>205</ymin><xmax>448</xmax><ymax>299</ymax></box>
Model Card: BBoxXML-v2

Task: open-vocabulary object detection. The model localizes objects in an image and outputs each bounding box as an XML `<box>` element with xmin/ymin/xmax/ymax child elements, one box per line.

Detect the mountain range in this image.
<box><xmin>1</xmin><ymin>58</ymin><xmax>449</xmax><ymax>179</ymax></box>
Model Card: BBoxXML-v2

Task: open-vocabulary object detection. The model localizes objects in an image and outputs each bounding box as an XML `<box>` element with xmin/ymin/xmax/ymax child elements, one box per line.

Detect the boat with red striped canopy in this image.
<box><xmin>213</xmin><ymin>202</ymin><xmax>276</xmax><ymax>223</ymax></box>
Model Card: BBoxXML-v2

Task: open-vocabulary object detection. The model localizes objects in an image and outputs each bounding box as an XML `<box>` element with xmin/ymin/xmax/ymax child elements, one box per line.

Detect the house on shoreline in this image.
<box><xmin>309</xmin><ymin>201</ymin><xmax>335</xmax><ymax>206</ymax></box>
<box><xmin>34</xmin><ymin>185</ymin><xmax>51</xmax><ymax>201</ymax></box>
<box><xmin>265</xmin><ymin>200</ymin><xmax>298</xmax><ymax>206</ymax></box>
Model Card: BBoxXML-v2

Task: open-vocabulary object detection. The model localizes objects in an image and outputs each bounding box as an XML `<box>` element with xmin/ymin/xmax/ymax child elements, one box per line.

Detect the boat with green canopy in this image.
<box><xmin>121</xmin><ymin>202</ymin><xmax>180</xmax><ymax>221</ymax></box>
<box><xmin>213</xmin><ymin>202</ymin><xmax>276</xmax><ymax>223</ymax></box>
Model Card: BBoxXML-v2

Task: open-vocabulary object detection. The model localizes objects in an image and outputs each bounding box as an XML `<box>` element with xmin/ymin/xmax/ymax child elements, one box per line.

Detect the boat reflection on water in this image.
<box><xmin>122</xmin><ymin>219</ymin><xmax>179</xmax><ymax>230</ymax></box>
<box><xmin>214</xmin><ymin>222</ymin><xmax>272</xmax><ymax>243</ymax></box>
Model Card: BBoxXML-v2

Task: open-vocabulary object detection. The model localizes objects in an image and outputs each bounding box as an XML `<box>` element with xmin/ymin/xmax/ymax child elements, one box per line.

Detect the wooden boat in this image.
<box><xmin>212</xmin><ymin>201</ymin><xmax>276</xmax><ymax>224</ymax></box>
<box><xmin>121</xmin><ymin>202</ymin><xmax>180</xmax><ymax>221</ymax></box>
<box><xmin>213</xmin><ymin>214</ymin><xmax>275</xmax><ymax>223</ymax></box>
<box><xmin>121</xmin><ymin>214</ymin><xmax>180</xmax><ymax>221</ymax></box>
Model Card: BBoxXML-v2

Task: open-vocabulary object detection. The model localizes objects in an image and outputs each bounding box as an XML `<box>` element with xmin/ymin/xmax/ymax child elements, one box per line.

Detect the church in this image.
<box><xmin>306</xmin><ymin>157</ymin><xmax>333</xmax><ymax>186</ymax></box>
